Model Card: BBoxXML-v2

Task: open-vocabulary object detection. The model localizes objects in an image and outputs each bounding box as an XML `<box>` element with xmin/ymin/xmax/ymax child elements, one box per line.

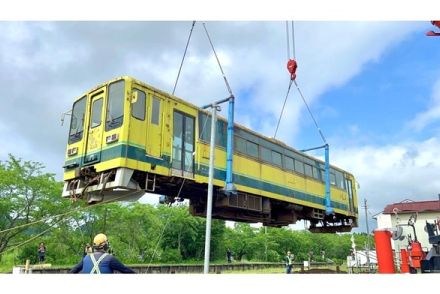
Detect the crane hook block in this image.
<box><xmin>287</xmin><ymin>59</ymin><xmax>298</xmax><ymax>80</ymax></box>
<box><xmin>426</xmin><ymin>20</ymin><xmax>440</xmax><ymax>36</ymax></box>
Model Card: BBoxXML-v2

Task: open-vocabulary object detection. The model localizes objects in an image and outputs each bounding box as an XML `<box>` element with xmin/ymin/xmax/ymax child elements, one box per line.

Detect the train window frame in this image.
<box><xmin>335</xmin><ymin>171</ymin><xmax>345</xmax><ymax>189</ymax></box>
<box><xmin>294</xmin><ymin>160</ymin><xmax>304</xmax><ymax>174</ymax></box>
<box><xmin>105</xmin><ymin>80</ymin><xmax>125</xmax><ymax>131</ymax></box>
<box><xmin>198</xmin><ymin>112</ymin><xmax>227</xmax><ymax>148</ymax></box>
<box><xmin>304</xmin><ymin>163</ymin><xmax>313</xmax><ymax>178</ymax></box>
<box><xmin>312</xmin><ymin>166</ymin><xmax>320</xmax><ymax>180</ymax></box>
<box><xmin>246</xmin><ymin>141</ymin><xmax>259</xmax><ymax>158</ymax></box>
<box><xmin>90</xmin><ymin>97</ymin><xmax>103</xmax><ymax>129</ymax></box>
<box><xmin>151</xmin><ymin>96</ymin><xmax>161</xmax><ymax>125</ymax></box>
<box><xmin>131</xmin><ymin>88</ymin><xmax>146</xmax><ymax>121</ymax></box>
<box><xmin>272</xmin><ymin>151</ymin><xmax>282</xmax><ymax>167</ymax></box>
<box><xmin>260</xmin><ymin>146</ymin><xmax>271</xmax><ymax>163</ymax></box>
<box><xmin>284</xmin><ymin>156</ymin><xmax>294</xmax><ymax>171</ymax></box>
<box><xmin>235</xmin><ymin>136</ymin><xmax>247</xmax><ymax>154</ymax></box>
<box><xmin>330</xmin><ymin>172</ymin><xmax>336</xmax><ymax>186</ymax></box>
<box><xmin>68</xmin><ymin>95</ymin><xmax>87</xmax><ymax>144</ymax></box>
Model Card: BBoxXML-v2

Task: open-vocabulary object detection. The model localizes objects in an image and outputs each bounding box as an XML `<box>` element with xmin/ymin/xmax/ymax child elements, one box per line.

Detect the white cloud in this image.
<box><xmin>408</xmin><ymin>77</ymin><xmax>440</xmax><ymax>131</ymax></box>
<box><xmin>332</xmin><ymin>137</ymin><xmax>440</xmax><ymax>215</ymax></box>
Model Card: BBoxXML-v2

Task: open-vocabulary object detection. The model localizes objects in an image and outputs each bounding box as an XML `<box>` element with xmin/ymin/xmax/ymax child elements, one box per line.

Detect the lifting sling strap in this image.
<box><xmin>90</xmin><ymin>253</ymin><xmax>108</xmax><ymax>274</ymax></box>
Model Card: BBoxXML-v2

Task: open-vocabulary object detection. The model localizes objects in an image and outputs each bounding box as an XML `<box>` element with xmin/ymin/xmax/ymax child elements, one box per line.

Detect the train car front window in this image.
<box><xmin>68</xmin><ymin>96</ymin><xmax>86</xmax><ymax>144</ymax></box>
<box><xmin>106</xmin><ymin>80</ymin><xmax>125</xmax><ymax>131</ymax></box>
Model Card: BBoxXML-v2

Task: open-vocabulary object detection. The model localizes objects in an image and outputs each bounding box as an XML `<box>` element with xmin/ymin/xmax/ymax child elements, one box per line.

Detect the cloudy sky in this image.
<box><xmin>1</xmin><ymin>20</ymin><xmax>439</xmax><ymax>232</ymax></box>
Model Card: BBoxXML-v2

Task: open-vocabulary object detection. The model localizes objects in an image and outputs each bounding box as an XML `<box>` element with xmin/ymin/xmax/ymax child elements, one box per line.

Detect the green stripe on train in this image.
<box><xmin>64</xmin><ymin>143</ymin><xmax>347</xmax><ymax>211</ymax></box>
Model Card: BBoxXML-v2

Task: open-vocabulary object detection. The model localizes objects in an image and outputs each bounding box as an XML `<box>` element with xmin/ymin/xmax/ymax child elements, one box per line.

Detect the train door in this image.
<box><xmin>171</xmin><ymin>110</ymin><xmax>195</xmax><ymax>178</ymax></box>
<box><xmin>83</xmin><ymin>88</ymin><xmax>106</xmax><ymax>165</ymax></box>
<box><xmin>346</xmin><ymin>178</ymin><xmax>354</xmax><ymax>213</ymax></box>
<box><xmin>146</xmin><ymin>93</ymin><xmax>163</xmax><ymax>158</ymax></box>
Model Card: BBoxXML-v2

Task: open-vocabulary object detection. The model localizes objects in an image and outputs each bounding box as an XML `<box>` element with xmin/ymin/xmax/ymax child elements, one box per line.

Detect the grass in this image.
<box><xmin>0</xmin><ymin>251</ymin><xmax>19</xmax><ymax>273</ymax></box>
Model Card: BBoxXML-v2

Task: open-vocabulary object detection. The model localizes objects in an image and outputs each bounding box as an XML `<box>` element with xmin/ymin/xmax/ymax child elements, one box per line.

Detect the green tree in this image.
<box><xmin>0</xmin><ymin>154</ymin><xmax>67</xmax><ymax>261</ymax></box>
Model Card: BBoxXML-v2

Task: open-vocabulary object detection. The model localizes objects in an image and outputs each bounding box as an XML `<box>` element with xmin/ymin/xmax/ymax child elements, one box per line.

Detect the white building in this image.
<box><xmin>375</xmin><ymin>199</ymin><xmax>440</xmax><ymax>252</ymax></box>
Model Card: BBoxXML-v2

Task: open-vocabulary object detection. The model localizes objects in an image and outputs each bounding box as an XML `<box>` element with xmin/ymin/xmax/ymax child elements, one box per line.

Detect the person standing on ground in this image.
<box><xmin>70</xmin><ymin>233</ymin><xmax>135</xmax><ymax>274</ymax></box>
<box><xmin>227</xmin><ymin>248</ymin><xmax>232</xmax><ymax>263</ymax></box>
<box><xmin>285</xmin><ymin>251</ymin><xmax>294</xmax><ymax>274</ymax></box>
<box><xmin>38</xmin><ymin>242</ymin><xmax>46</xmax><ymax>263</ymax></box>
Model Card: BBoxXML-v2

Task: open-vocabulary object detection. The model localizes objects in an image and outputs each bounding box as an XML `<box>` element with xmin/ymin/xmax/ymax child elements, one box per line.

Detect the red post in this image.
<box><xmin>409</xmin><ymin>241</ymin><xmax>425</xmax><ymax>269</ymax></box>
<box><xmin>400</xmin><ymin>249</ymin><xmax>410</xmax><ymax>273</ymax></box>
<box><xmin>374</xmin><ymin>229</ymin><xmax>395</xmax><ymax>273</ymax></box>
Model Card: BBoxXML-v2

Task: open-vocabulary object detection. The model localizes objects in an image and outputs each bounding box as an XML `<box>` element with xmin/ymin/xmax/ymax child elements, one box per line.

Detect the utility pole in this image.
<box><xmin>203</xmin><ymin>104</ymin><xmax>218</xmax><ymax>274</ymax></box>
<box><xmin>363</xmin><ymin>198</ymin><xmax>371</xmax><ymax>273</ymax></box>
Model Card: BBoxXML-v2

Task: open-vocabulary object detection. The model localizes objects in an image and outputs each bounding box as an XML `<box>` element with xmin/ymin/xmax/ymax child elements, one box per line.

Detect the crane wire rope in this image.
<box><xmin>145</xmin><ymin>178</ymin><xmax>186</xmax><ymax>271</ymax></box>
<box><xmin>293</xmin><ymin>79</ymin><xmax>327</xmax><ymax>144</ymax></box>
<box><xmin>0</xmin><ymin>187</ymin><xmax>161</xmax><ymax>257</ymax></box>
<box><xmin>0</xmin><ymin>217</ymin><xmax>65</xmax><ymax>256</ymax></box>
<box><xmin>145</xmin><ymin>24</ymin><xmax>232</xmax><ymax>268</ymax></box>
<box><xmin>275</xmin><ymin>21</ymin><xmax>326</xmax><ymax>144</ymax></box>
<box><xmin>202</xmin><ymin>22</ymin><xmax>234</xmax><ymax>97</ymax></box>
<box><xmin>274</xmin><ymin>21</ymin><xmax>296</xmax><ymax>139</ymax></box>
<box><xmin>0</xmin><ymin>189</ymin><xmax>145</xmax><ymax>236</ymax></box>
<box><xmin>172</xmin><ymin>21</ymin><xmax>196</xmax><ymax>96</ymax></box>
<box><xmin>291</xmin><ymin>21</ymin><xmax>296</xmax><ymax>59</ymax></box>
<box><xmin>273</xmin><ymin>79</ymin><xmax>294</xmax><ymax>139</ymax></box>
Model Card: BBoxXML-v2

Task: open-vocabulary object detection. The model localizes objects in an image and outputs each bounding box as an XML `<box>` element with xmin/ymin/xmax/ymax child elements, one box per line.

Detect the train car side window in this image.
<box><xmin>304</xmin><ymin>163</ymin><xmax>313</xmax><ymax>177</ymax></box>
<box><xmin>312</xmin><ymin>166</ymin><xmax>320</xmax><ymax>180</ymax></box>
<box><xmin>106</xmin><ymin>80</ymin><xmax>125</xmax><ymax>131</ymax></box>
<box><xmin>330</xmin><ymin>172</ymin><xmax>336</xmax><ymax>186</ymax></box>
<box><xmin>216</xmin><ymin>120</ymin><xmax>227</xmax><ymax>148</ymax></box>
<box><xmin>260</xmin><ymin>146</ymin><xmax>271</xmax><ymax>163</ymax></box>
<box><xmin>235</xmin><ymin>136</ymin><xmax>246</xmax><ymax>154</ymax></box>
<box><xmin>295</xmin><ymin>160</ymin><xmax>304</xmax><ymax>174</ymax></box>
<box><xmin>91</xmin><ymin>98</ymin><xmax>103</xmax><ymax>128</ymax></box>
<box><xmin>335</xmin><ymin>171</ymin><xmax>345</xmax><ymax>189</ymax></box>
<box><xmin>198</xmin><ymin>112</ymin><xmax>210</xmax><ymax>142</ymax></box>
<box><xmin>132</xmin><ymin>89</ymin><xmax>146</xmax><ymax>120</ymax></box>
<box><xmin>69</xmin><ymin>96</ymin><xmax>86</xmax><ymax>144</ymax></box>
<box><xmin>151</xmin><ymin>96</ymin><xmax>160</xmax><ymax>125</ymax></box>
<box><xmin>285</xmin><ymin>156</ymin><xmax>294</xmax><ymax>171</ymax></box>
<box><xmin>272</xmin><ymin>151</ymin><xmax>282</xmax><ymax>167</ymax></box>
<box><xmin>246</xmin><ymin>141</ymin><xmax>258</xmax><ymax>158</ymax></box>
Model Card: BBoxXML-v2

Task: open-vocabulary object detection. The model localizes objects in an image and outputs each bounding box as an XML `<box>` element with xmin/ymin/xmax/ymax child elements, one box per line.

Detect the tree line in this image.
<box><xmin>0</xmin><ymin>154</ymin><xmax>371</xmax><ymax>270</ymax></box>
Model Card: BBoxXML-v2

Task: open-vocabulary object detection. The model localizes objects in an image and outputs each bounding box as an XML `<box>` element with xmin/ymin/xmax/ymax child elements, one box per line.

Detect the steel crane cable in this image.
<box><xmin>293</xmin><ymin>79</ymin><xmax>327</xmax><ymax>144</ymax></box>
<box><xmin>273</xmin><ymin>79</ymin><xmax>294</xmax><ymax>139</ymax></box>
<box><xmin>202</xmin><ymin>22</ymin><xmax>234</xmax><ymax>97</ymax></box>
<box><xmin>274</xmin><ymin>21</ymin><xmax>297</xmax><ymax>139</ymax></box>
<box><xmin>285</xmin><ymin>21</ymin><xmax>296</xmax><ymax>60</ymax></box>
<box><xmin>172</xmin><ymin>21</ymin><xmax>196</xmax><ymax>96</ymax></box>
<box><xmin>0</xmin><ymin>188</ymin><xmax>145</xmax><ymax>236</ymax></box>
<box><xmin>0</xmin><ymin>217</ymin><xmax>65</xmax><ymax>256</ymax></box>
<box><xmin>145</xmin><ymin>178</ymin><xmax>186</xmax><ymax>271</ymax></box>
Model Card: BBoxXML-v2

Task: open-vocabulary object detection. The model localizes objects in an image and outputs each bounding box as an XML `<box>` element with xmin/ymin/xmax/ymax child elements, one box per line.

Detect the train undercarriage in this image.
<box><xmin>62</xmin><ymin>166</ymin><xmax>357</xmax><ymax>233</ymax></box>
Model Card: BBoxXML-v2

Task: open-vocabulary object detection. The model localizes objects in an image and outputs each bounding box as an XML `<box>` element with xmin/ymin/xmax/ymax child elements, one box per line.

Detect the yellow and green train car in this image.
<box><xmin>63</xmin><ymin>76</ymin><xmax>358</xmax><ymax>232</ymax></box>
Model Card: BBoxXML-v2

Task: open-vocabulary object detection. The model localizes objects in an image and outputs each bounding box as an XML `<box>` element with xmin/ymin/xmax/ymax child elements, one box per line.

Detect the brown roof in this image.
<box><xmin>383</xmin><ymin>200</ymin><xmax>440</xmax><ymax>214</ymax></box>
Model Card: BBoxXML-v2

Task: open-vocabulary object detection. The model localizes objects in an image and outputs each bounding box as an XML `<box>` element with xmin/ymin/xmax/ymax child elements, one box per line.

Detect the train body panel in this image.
<box><xmin>63</xmin><ymin>76</ymin><xmax>358</xmax><ymax>232</ymax></box>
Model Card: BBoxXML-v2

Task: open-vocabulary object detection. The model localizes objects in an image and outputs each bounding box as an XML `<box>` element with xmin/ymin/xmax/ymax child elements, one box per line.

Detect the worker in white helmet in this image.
<box><xmin>70</xmin><ymin>233</ymin><xmax>135</xmax><ymax>274</ymax></box>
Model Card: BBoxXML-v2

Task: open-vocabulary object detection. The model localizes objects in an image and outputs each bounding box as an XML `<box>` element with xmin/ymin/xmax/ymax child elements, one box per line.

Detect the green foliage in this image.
<box><xmin>0</xmin><ymin>155</ymin><xmax>367</xmax><ymax>272</ymax></box>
